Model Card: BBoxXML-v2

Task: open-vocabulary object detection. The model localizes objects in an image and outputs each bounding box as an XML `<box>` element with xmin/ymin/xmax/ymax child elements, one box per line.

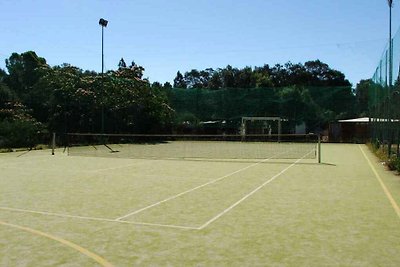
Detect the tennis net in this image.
<box><xmin>64</xmin><ymin>133</ymin><xmax>320</xmax><ymax>161</ymax></box>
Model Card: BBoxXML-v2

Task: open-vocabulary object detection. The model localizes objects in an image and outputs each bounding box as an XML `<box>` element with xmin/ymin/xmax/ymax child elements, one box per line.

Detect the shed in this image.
<box><xmin>329</xmin><ymin>117</ymin><xmax>369</xmax><ymax>143</ymax></box>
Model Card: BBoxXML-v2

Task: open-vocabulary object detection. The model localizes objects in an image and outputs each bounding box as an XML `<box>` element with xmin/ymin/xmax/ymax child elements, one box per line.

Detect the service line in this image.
<box><xmin>115</xmin><ymin>154</ymin><xmax>284</xmax><ymax>221</ymax></box>
<box><xmin>198</xmin><ymin>151</ymin><xmax>312</xmax><ymax>229</ymax></box>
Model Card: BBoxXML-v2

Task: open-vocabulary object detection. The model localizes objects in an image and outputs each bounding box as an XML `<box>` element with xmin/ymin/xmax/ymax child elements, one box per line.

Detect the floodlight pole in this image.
<box><xmin>389</xmin><ymin>1</ymin><xmax>393</xmax><ymax>88</ymax></box>
<box><xmin>99</xmin><ymin>18</ymin><xmax>108</xmax><ymax>134</ymax></box>
<box><xmin>101</xmin><ymin>25</ymin><xmax>104</xmax><ymax>135</ymax></box>
<box><xmin>388</xmin><ymin>1</ymin><xmax>393</xmax><ymax>156</ymax></box>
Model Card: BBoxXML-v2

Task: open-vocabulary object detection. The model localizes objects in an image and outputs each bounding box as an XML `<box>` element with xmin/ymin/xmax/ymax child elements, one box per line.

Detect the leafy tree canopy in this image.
<box><xmin>173</xmin><ymin>60</ymin><xmax>351</xmax><ymax>89</ymax></box>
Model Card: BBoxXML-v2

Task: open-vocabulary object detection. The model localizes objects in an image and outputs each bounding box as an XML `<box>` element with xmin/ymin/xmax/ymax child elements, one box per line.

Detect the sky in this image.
<box><xmin>1</xmin><ymin>0</ymin><xmax>399</xmax><ymax>87</ymax></box>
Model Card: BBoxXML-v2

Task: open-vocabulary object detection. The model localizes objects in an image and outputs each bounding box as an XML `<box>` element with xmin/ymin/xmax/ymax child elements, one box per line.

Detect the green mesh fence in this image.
<box><xmin>372</xmin><ymin>26</ymin><xmax>400</xmax><ymax>87</ymax></box>
<box><xmin>370</xmin><ymin>26</ymin><xmax>400</xmax><ymax>156</ymax></box>
<box><xmin>167</xmin><ymin>86</ymin><xmax>355</xmax><ymax>134</ymax></box>
<box><xmin>168</xmin><ymin>88</ymin><xmax>278</xmax><ymax>120</ymax></box>
<box><xmin>368</xmin><ymin>82</ymin><xmax>400</xmax><ymax>156</ymax></box>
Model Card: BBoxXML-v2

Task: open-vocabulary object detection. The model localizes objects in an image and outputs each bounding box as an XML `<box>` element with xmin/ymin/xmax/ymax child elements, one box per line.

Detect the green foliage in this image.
<box><xmin>0</xmin><ymin>50</ymin><xmax>358</xmax><ymax>143</ymax></box>
<box><xmin>173</xmin><ymin>112</ymin><xmax>200</xmax><ymax>133</ymax></box>
<box><xmin>173</xmin><ymin>71</ymin><xmax>187</xmax><ymax>88</ymax></box>
<box><xmin>103</xmin><ymin>69</ymin><xmax>172</xmax><ymax>133</ymax></box>
<box><xmin>387</xmin><ymin>156</ymin><xmax>400</xmax><ymax>172</ymax></box>
<box><xmin>0</xmin><ymin>102</ymin><xmax>44</xmax><ymax>149</ymax></box>
<box><xmin>37</xmin><ymin>64</ymin><xmax>172</xmax><ymax>134</ymax></box>
<box><xmin>118</xmin><ymin>58</ymin><xmax>127</xmax><ymax>69</ymax></box>
<box><xmin>169</xmin><ymin>61</ymin><xmax>356</xmax><ymax>132</ymax></box>
<box><xmin>4</xmin><ymin>51</ymin><xmax>47</xmax><ymax>100</ymax></box>
<box><xmin>0</xmin><ymin>120</ymin><xmax>42</xmax><ymax>149</ymax></box>
<box><xmin>368</xmin><ymin>142</ymin><xmax>400</xmax><ymax>173</ymax></box>
<box><xmin>355</xmin><ymin>79</ymin><xmax>372</xmax><ymax>116</ymax></box>
<box><xmin>174</xmin><ymin>60</ymin><xmax>351</xmax><ymax>90</ymax></box>
<box><xmin>169</xmin><ymin>85</ymin><xmax>355</xmax><ymax>132</ymax></box>
<box><xmin>0</xmin><ymin>82</ymin><xmax>16</xmax><ymax>107</ymax></box>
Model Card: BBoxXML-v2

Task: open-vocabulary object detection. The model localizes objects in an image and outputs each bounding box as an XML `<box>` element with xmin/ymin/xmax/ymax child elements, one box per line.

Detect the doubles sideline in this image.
<box><xmin>359</xmin><ymin>145</ymin><xmax>400</xmax><ymax>219</ymax></box>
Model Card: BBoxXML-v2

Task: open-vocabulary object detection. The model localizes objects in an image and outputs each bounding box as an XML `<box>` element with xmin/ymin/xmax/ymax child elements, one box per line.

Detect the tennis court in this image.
<box><xmin>1</xmin><ymin>143</ymin><xmax>400</xmax><ymax>266</ymax></box>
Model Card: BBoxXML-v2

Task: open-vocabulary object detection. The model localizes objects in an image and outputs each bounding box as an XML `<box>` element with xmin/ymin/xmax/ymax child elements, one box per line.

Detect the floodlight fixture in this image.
<box><xmin>99</xmin><ymin>18</ymin><xmax>108</xmax><ymax>27</ymax></box>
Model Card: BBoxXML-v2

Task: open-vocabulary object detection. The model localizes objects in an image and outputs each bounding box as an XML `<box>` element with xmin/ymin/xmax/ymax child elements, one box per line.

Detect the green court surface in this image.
<box><xmin>1</xmin><ymin>144</ymin><xmax>400</xmax><ymax>266</ymax></box>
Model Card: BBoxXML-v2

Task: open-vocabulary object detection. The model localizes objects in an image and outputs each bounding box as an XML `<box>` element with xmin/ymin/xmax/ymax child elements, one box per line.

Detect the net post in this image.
<box><xmin>278</xmin><ymin>118</ymin><xmax>281</xmax><ymax>142</ymax></box>
<box><xmin>318</xmin><ymin>134</ymin><xmax>321</xmax><ymax>164</ymax></box>
<box><xmin>51</xmin><ymin>132</ymin><xmax>56</xmax><ymax>155</ymax></box>
<box><xmin>65</xmin><ymin>133</ymin><xmax>69</xmax><ymax>155</ymax></box>
<box><xmin>240</xmin><ymin>118</ymin><xmax>246</xmax><ymax>141</ymax></box>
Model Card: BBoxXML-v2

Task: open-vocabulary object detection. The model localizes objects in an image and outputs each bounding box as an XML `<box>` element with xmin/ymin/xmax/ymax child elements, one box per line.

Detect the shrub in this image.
<box><xmin>367</xmin><ymin>142</ymin><xmax>400</xmax><ymax>173</ymax></box>
<box><xmin>387</xmin><ymin>156</ymin><xmax>400</xmax><ymax>173</ymax></box>
<box><xmin>0</xmin><ymin>119</ymin><xmax>43</xmax><ymax>149</ymax></box>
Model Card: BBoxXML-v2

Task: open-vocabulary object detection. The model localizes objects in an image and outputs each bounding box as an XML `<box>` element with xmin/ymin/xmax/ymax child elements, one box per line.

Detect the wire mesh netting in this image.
<box><xmin>370</xmin><ymin>25</ymin><xmax>400</xmax><ymax>156</ymax></box>
<box><xmin>65</xmin><ymin>133</ymin><xmax>319</xmax><ymax>161</ymax></box>
<box><xmin>167</xmin><ymin>86</ymin><xmax>354</xmax><ymax>134</ymax></box>
<box><xmin>372</xmin><ymin>27</ymin><xmax>400</xmax><ymax>87</ymax></box>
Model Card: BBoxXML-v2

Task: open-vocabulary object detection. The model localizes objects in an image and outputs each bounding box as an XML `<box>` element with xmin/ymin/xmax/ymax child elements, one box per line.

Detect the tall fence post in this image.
<box><xmin>318</xmin><ymin>134</ymin><xmax>321</xmax><ymax>164</ymax></box>
<box><xmin>51</xmin><ymin>132</ymin><xmax>56</xmax><ymax>155</ymax></box>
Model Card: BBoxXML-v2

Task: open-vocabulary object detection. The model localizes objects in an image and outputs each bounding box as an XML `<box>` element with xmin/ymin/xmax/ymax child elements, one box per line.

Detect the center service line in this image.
<box><xmin>115</xmin><ymin>154</ymin><xmax>284</xmax><ymax>221</ymax></box>
<box><xmin>198</xmin><ymin>151</ymin><xmax>312</xmax><ymax>230</ymax></box>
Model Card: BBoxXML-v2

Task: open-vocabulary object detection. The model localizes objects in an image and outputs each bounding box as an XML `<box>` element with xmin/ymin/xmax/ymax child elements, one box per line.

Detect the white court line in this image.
<box><xmin>0</xmin><ymin>166</ymin><xmax>97</xmax><ymax>174</ymax></box>
<box><xmin>118</xmin><ymin>220</ymin><xmax>200</xmax><ymax>230</ymax></box>
<box><xmin>115</xmin><ymin>154</ymin><xmax>283</xmax><ymax>221</ymax></box>
<box><xmin>0</xmin><ymin>206</ymin><xmax>199</xmax><ymax>230</ymax></box>
<box><xmin>0</xmin><ymin>156</ymin><xmax>53</xmax><ymax>164</ymax></box>
<box><xmin>198</xmin><ymin>151</ymin><xmax>312</xmax><ymax>229</ymax></box>
<box><xmin>0</xmin><ymin>158</ymin><xmax>151</xmax><ymax>174</ymax></box>
<box><xmin>359</xmin><ymin>145</ymin><xmax>400</xmax><ymax>219</ymax></box>
<box><xmin>91</xmin><ymin>160</ymin><xmax>154</xmax><ymax>173</ymax></box>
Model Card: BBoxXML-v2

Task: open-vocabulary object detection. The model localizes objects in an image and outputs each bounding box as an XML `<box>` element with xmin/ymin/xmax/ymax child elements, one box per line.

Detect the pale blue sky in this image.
<box><xmin>1</xmin><ymin>0</ymin><xmax>399</xmax><ymax>86</ymax></box>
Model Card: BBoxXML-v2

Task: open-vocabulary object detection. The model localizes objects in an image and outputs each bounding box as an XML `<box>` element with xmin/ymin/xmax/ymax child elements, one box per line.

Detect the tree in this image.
<box><xmin>0</xmin><ymin>81</ymin><xmax>15</xmax><ymax>108</ymax></box>
<box><xmin>4</xmin><ymin>51</ymin><xmax>47</xmax><ymax>99</ymax></box>
<box><xmin>173</xmin><ymin>71</ymin><xmax>187</xmax><ymax>88</ymax></box>
<box><xmin>118</xmin><ymin>58</ymin><xmax>127</xmax><ymax>69</ymax></box>
<box><xmin>38</xmin><ymin>65</ymin><xmax>91</xmax><ymax>132</ymax></box>
<box><xmin>254</xmin><ymin>65</ymin><xmax>273</xmax><ymax>88</ymax></box>
<box><xmin>0</xmin><ymin>68</ymin><xmax>6</xmax><ymax>81</ymax></box>
<box><xmin>0</xmin><ymin>101</ymin><xmax>43</xmax><ymax>149</ymax></box>
<box><xmin>172</xmin><ymin>60</ymin><xmax>350</xmax><ymax>89</ymax></box>
<box><xmin>355</xmin><ymin>79</ymin><xmax>372</xmax><ymax>116</ymax></box>
<box><xmin>125</xmin><ymin>60</ymin><xmax>145</xmax><ymax>79</ymax></box>
<box><xmin>269</xmin><ymin>64</ymin><xmax>289</xmax><ymax>87</ymax></box>
<box><xmin>184</xmin><ymin>69</ymin><xmax>204</xmax><ymax>88</ymax></box>
<box><xmin>304</xmin><ymin>60</ymin><xmax>351</xmax><ymax>86</ymax></box>
<box><xmin>220</xmin><ymin>65</ymin><xmax>237</xmax><ymax>88</ymax></box>
<box><xmin>151</xmin><ymin>81</ymin><xmax>163</xmax><ymax>89</ymax></box>
<box><xmin>236</xmin><ymin>66</ymin><xmax>255</xmax><ymax>88</ymax></box>
<box><xmin>39</xmin><ymin>63</ymin><xmax>172</xmax><ymax>133</ymax></box>
<box><xmin>163</xmin><ymin>82</ymin><xmax>173</xmax><ymax>89</ymax></box>
<box><xmin>115</xmin><ymin>62</ymin><xmax>145</xmax><ymax>80</ymax></box>
<box><xmin>208</xmin><ymin>71</ymin><xmax>222</xmax><ymax>89</ymax></box>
